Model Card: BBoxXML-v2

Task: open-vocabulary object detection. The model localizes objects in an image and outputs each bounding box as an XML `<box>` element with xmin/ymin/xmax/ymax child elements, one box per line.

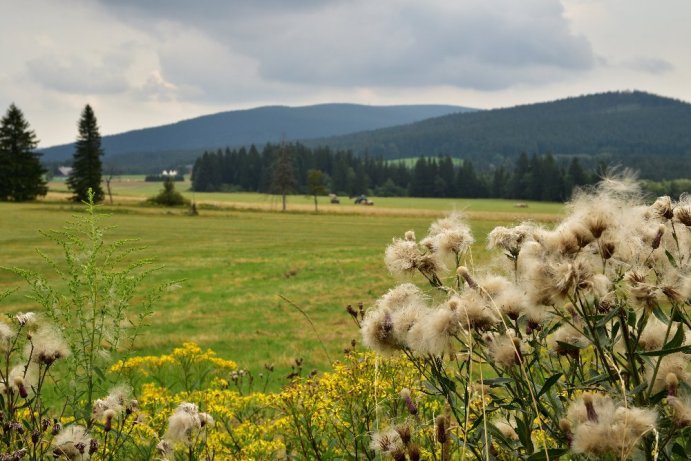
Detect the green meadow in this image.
<box><xmin>1</xmin><ymin>180</ymin><xmax>563</xmax><ymax>383</ymax></box>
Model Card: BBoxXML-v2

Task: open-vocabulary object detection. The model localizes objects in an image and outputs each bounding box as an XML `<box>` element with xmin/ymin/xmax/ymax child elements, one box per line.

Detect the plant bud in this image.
<box><xmin>435</xmin><ymin>415</ymin><xmax>448</xmax><ymax>444</ymax></box>
<box><xmin>583</xmin><ymin>393</ymin><xmax>598</xmax><ymax>422</ymax></box>
<box><xmin>104</xmin><ymin>409</ymin><xmax>116</xmax><ymax>432</ymax></box>
<box><xmin>457</xmin><ymin>266</ymin><xmax>477</xmax><ymax>288</ymax></box>
<box><xmin>651</xmin><ymin>224</ymin><xmax>665</xmax><ymax>249</ymax></box>
<box><xmin>89</xmin><ymin>438</ymin><xmax>99</xmax><ymax>455</ymax></box>
<box><xmin>408</xmin><ymin>445</ymin><xmax>421</xmax><ymax>461</ymax></box>
<box><xmin>666</xmin><ymin>373</ymin><xmax>679</xmax><ymax>397</ymax></box>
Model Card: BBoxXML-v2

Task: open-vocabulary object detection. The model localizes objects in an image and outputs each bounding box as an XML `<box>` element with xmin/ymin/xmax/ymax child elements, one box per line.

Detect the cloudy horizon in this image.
<box><xmin>1</xmin><ymin>0</ymin><xmax>689</xmax><ymax>147</ymax></box>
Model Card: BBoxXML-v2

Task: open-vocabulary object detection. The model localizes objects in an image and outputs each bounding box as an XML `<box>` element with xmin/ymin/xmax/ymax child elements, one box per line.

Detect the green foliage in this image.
<box><xmin>306</xmin><ymin>169</ymin><xmax>328</xmax><ymax>212</ymax></box>
<box><xmin>148</xmin><ymin>177</ymin><xmax>190</xmax><ymax>207</ymax></box>
<box><xmin>4</xmin><ymin>190</ymin><xmax>171</xmax><ymax>425</ymax></box>
<box><xmin>0</xmin><ymin>103</ymin><xmax>47</xmax><ymax>201</ymax></box>
<box><xmin>310</xmin><ymin>91</ymin><xmax>691</xmax><ymax>180</ymax></box>
<box><xmin>67</xmin><ymin>105</ymin><xmax>105</xmax><ymax>203</ymax></box>
<box><xmin>192</xmin><ymin>142</ymin><xmax>598</xmax><ymax>201</ymax></box>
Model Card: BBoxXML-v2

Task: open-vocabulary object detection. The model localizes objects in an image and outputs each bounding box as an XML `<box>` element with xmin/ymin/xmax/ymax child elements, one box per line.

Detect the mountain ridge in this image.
<box><xmin>39</xmin><ymin>103</ymin><xmax>474</xmax><ymax>162</ymax></box>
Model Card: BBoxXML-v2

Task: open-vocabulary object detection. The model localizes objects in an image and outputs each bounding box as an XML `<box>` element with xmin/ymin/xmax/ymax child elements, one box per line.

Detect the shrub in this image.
<box><xmin>361</xmin><ymin>177</ymin><xmax>691</xmax><ymax>460</ymax></box>
<box><xmin>5</xmin><ymin>191</ymin><xmax>172</xmax><ymax>428</ymax></box>
<box><xmin>149</xmin><ymin>178</ymin><xmax>190</xmax><ymax>207</ymax></box>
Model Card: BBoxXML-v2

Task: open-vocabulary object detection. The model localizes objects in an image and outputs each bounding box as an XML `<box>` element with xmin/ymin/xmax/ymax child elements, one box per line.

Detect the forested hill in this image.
<box><xmin>306</xmin><ymin>91</ymin><xmax>691</xmax><ymax>169</ymax></box>
<box><xmin>39</xmin><ymin>103</ymin><xmax>472</xmax><ymax>163</ymax></box>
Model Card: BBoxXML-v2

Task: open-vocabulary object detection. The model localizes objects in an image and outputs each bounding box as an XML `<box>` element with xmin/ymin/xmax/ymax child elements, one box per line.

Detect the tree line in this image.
<box><xmin>191</xmin><ymin>143</ymin><xmax>599</xmax><ymax>202</ymax></box>
<box><xmin>0</xmin><ymin>103</ymin><xmax>105</xmax><ymax>203</ymax></box>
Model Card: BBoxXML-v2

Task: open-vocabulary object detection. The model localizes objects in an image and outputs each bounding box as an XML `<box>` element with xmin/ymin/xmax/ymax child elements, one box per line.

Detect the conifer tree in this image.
<box><xmin>0</xmin><ymin>103</ymin><xmax>47</xmax><ymax>201</ymax></box>
<box><xmin>67</xmin><ymin>104</ymin><xmax>104</xmax><ymax>202</ymax></box>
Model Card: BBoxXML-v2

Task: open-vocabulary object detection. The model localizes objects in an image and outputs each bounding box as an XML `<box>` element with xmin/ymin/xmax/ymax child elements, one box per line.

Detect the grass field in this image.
<box><xmin>1</xmin><ymin>182</ymin><xmax>564</xmax><ymax>384</ymax></box>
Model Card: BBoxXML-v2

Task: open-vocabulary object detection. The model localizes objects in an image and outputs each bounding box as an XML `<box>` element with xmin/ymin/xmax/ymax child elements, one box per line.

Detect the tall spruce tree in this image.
<box><xmin>68</xmin><ymin>104</ymin><xmax>104</xmax><ymax>202</ymax></box>
<box><xmin>0</xmin><ymin>103</ymin><xmax>47</xmax><ymax>201</ymax></box>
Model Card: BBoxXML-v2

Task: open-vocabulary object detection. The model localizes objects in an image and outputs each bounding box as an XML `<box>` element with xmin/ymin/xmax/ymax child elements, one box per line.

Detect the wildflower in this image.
<box><xmin>400</xmin><ymin>388</ymin><xmax>418</xmax><ymax>415</ymax></box>
<box><xmin>455</xmin><ymin>291</ymin><xmax>500</xmax><ymax>331</ymax></box>
<box><xmin>494</xmin><ymin>421</ymin><xmax>519</xmax><ymax>441</ymax></box>
<box><xmin>566</xmin><ymin>393</ymin><xmax>656</xmax><ymax>457</ymax></box>
<box><xmin>164</xmin><ymin>402</ymin><xmax>212</xmax><ymax>446</ymax></box>
<box><xmin>487</xmin><ymin>223</ymin><xmax>537</xmax><ymax>257</ymax></box>
<box><xmin>395</xmin><ymin>424</ymin><xmax>412</xmax><ymax>446</ymax></box>
<box><xmin>488</xmin><ymin>334</ymin><xmax>523</xmax><ymax>368</ymax></box>
<box><xmin>647</xmin><ymin>353</ymin><xmax>689</xmax><ymax>394</ymax></box>
<box><xmin>650</xmin><ymin>223</ymin><xmax>666</xmax><ymax>249</ymax></box>
<box><xmin>361</xmin><ymin>308</ymin><xmax>400</xmax><ymax>355</ymax></box>
<box><xmin>14</xmin><ymin>312</ymin><xmax>37</xmax><ymax>327</ymax></box>
<box><xmin>156</xmin><ymin>439</ymin><xmax>173</xmax><ymax>459</ymax></box>
<box><xmin>408</xmin><ymin>445</ymin><xmax>421</xmax><ymax>461</ymax></box>
<box><xmin>430</xmin><ymin>226</ymin><xmax>474</xmax><ymax>257</ymax></box>
<box><xmin>92</xmin><ymin>384</ymin><xmax>133</xmax><ymax>420</ymax></box>
<box><xmin>8</xmin><ymin>364</ymin><xmax>37</xmax><ymax>398</ymax></box>
<box><xmin>384</xmin><ymin>238</ymin><xmax>420</xmax><ymax>275</ymax></box>
<box><xmin>52</xmin><ymin>425</ymin><xmax>92</xmax><ymax>460</ymax></box>
<box><xmin>370</xmin><ymin>428</ymin><xmax>403</xmax><ymax>454</ymax></box>
<box><xmin>404</xmin><ymin>230</ymin><xmax>416</xmax><ymax>241</ymax></box>
<box><xmin>651</xmin><ymin>195</ymin><xmax>674</xmax><ymax>220</ymax></box>
<box><xmin>599</xmin><ymin>240</ymin><xmax>616</xmax><ymax>259</ymax></box>
<box><xmin>667</xmin><ymin>396</ymin><xmax>691</xmax><ymax>427</ymax></box>
<box><xmin>492</xmin><ymin>282</ymin><xmax>527</xmax><ymax>320</ymax></box>
<box><xmin>103</xmin><ymin>409</ymin><xmax>116</xmax><ymax>432</ymax></box>
<box><xmin>585</xmin><ymin>214</ymin><xmax>609</xmax><ymax>239</ymax></box>
<box><xmin>548</xmin><ymin>323</ymin><xmax>588</xmax><ymax>357</ymax></box>
<box><xmin>625</xmin><ymin>270</ymin><xmax>659</xmax><ymax>309</ymax></box>
<box><xmin>26</xmin><ymin>325</ymin><xmax>70</xmax><ymax>366</ymax></box>
<box><xmin>0</xmin><ymin>322</ymin><xmax>15</xmax><ymax>353</ymax></box>
<box><xmin>406</xmin><ymin>304</ymin><xmax>460</xmax><ymax>355</ymax></box>
<box><xmin>524</xmin><ymin>303</ymin><xmax>548</xmax><ymax>334</ymax></box>
<box><xmin>638</xmin><ymin>318</ymin><xmax>672</xmax><ymax>351</ymax></box>
<box><xmin>608</xmin><ymin>407</ymin><xmax>657</xmax><ymax>456</ymax></box>
<box><xmin>435</xmin><ymin>415</ymin><xmax>449</xmax><ymax>444</ymax></box>
<box><xmin>375</xmin><ymin>283</ymin><xmax>426</xmax><ymax>312</ymax></box>
<box><xmin>666</xmin><ymin>373</ymin><xmax>678</xmax><ymax>397</ymax></box>
<box><xmin>673</xmin><ymin>199</ymin><xmax>691</xmax><ymax>226</ymax></box>
<box><xmin>457</xmin><ymin>266</ymin><xmax>477</xmax><ymax>289</ymax></box>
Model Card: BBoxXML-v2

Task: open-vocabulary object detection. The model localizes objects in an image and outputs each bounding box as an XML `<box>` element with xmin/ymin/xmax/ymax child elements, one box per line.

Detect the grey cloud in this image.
<box><xmin>25</xmin><ymin>51</ymin><xmax>131</xmax><ymax>95</ymax></box>
<box><xmin>625</xmin><ymin>57</ymin><xmax>674</xmax><ymax>74</ymax></box>
<box><xmin>96</xmin><ymin>0</ymin><xmax>595</xmax><ymax>97</ymax></box>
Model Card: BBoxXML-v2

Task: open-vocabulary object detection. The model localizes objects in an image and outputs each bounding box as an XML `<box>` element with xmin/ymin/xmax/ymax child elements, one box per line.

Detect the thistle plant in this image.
<box><xmin>362</xmin><ymin>178</ymin><xmax>690</xmax><ymax>460</ymax></box>
<box><xmin>5</xmin><ymin>189</ymin><xmax>172</xmax><ymax>427</ymax></box>
<box><xmin>0</xmin><ymin>310</ymin><xmax>71</xmax><ymax>460</ymax></box>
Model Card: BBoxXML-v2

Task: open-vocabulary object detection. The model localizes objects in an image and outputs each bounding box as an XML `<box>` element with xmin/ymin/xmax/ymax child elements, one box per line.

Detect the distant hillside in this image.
<box><xmin>306</xmin><ymin>91</ymin><xmax>691</xmax><ymax>179</ymax></box>
<box><xmin>39</xmin><ymin>103</ymin><xmax>473</xmax><ymax>169</ymax></box>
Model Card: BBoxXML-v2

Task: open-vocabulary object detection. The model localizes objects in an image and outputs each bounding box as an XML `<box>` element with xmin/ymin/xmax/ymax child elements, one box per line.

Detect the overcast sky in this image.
<box><xmin>1</xmin><ymin>0</ymin><xmax>689</xmax><ymax>147</ymax></box>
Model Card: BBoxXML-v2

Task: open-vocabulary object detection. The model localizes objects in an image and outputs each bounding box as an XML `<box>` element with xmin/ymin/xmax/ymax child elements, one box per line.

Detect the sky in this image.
<box><xmin>1</xmin><ymin>0</ymin><xmax>689</xmax><ymax>147</ymax></box>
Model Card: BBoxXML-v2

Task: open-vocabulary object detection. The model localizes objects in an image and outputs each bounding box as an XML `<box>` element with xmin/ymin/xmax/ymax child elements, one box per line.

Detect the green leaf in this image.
<box><xmin>94</xmin><ymin>366</ymin><xmax>106</xmax><ymax>382</ymax></box>
<box><xmin>595</xmin><ymin>307</ymin><xmax>620</xmax><ymax>327</ymax></box>
<box><xmin>537</xmin><ymin>373</ymin><xmax>563</xmax><ymax>398</ymax></box>
<box><xmin>665</xmin><ymin>249</ymin><xmax>678</xmax><ymax>268</ymax></box>
<box><xmin>672</xmin><ymin>442</ymin><xmax>686</xmax><ymax>459</ymax></box>
<box><xmin>583</xmin><ymin>372</ymin><xmax>611</xmax><ymax>385</ymax></box>
<box><xmin>515</xmin><ymin>416</ymin><xmax>532</xmax><ymax>450</ymax></box>
<box><xmin>556</xmin><ymin>341</ymin><xmax>582</xmax><ymax>351</ymax></box>
<box><xmin>665</xmin><ymin>324</ymin><xmax>686</xmax><ymax>349</ymax></box>
<box><xmin>483</xmin><ymin>377</ymin><xmax>513</xmax><ymax>387</ymax></box>
<box><xmin>652</xmin><ymin>305</ymin><xmax>670</xmax><ymax>323</ymax></box>
<box><xmin>527</xmin><ymin>448</ymin><xmax>569</xmax><ymax>461</ymax></box>
<box><xmin>637</xmin><ymin>345</ymin><xmax>691</xmax><ymax>356</ymax></box>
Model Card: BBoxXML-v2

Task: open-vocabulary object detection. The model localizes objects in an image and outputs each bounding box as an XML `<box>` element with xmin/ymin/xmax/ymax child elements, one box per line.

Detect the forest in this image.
<box><xmin>191</xmin><ymin>142</ymin><xmax>600</xmax><ymax>202</ymax></box>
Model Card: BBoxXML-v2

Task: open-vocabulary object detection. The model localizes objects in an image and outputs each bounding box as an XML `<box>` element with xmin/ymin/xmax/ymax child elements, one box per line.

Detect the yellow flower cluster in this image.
<box><xmin>102</xmin><ymin>344</ymin><xmax>439</xmax><ymax>460</ymax></box>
